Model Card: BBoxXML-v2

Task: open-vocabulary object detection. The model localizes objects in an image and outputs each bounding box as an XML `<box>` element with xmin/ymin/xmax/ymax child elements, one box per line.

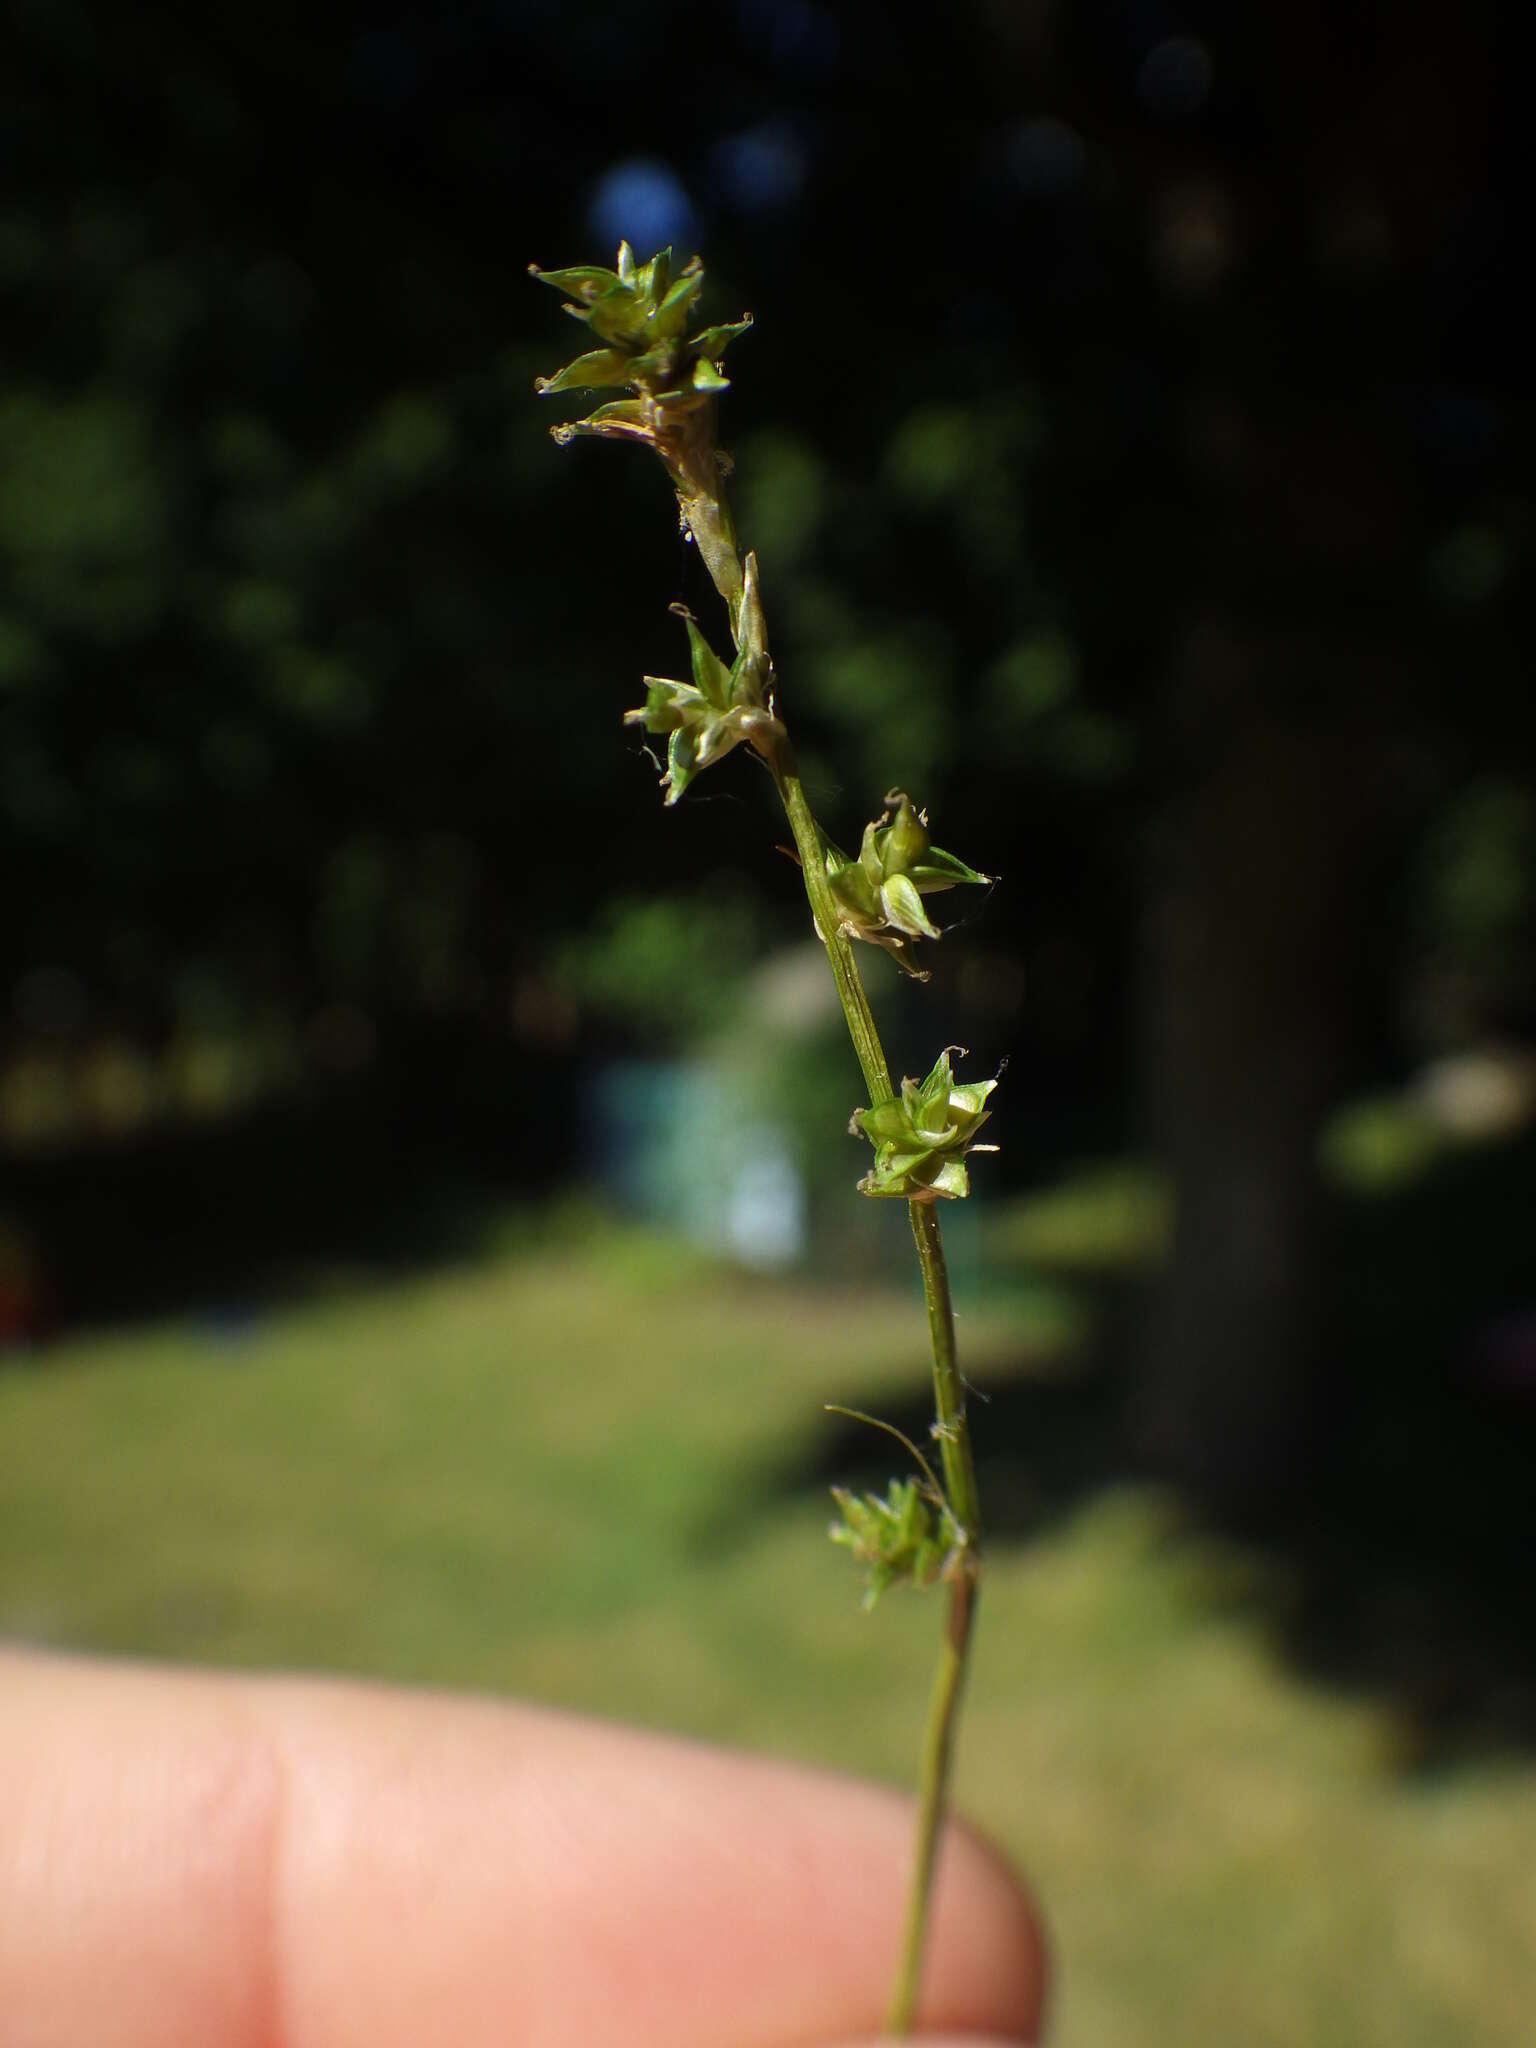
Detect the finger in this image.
<box><xmin>0</xmin><ymin>1649</ymin><xmax>1046</xmax><ymax>2048</ymax></box>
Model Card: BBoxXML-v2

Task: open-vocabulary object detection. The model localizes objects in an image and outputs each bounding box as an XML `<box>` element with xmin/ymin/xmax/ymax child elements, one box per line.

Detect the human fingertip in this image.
<box><xmin>828</xmin><ymin>2035</ymin><xmax>1036</xmax><ymax>2047</ymax></box>
<box><xmin>921</xmin><ymin>1814</ymin><xmax>1050</xmax><ymax>2041</ymax></box>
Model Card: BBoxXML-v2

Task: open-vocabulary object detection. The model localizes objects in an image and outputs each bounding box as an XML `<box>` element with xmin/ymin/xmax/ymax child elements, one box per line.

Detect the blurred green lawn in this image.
<box><xmin>2</xmin><ymin>1220</ymin><xmax>1532</xmax><ymax>2047</ymax></box>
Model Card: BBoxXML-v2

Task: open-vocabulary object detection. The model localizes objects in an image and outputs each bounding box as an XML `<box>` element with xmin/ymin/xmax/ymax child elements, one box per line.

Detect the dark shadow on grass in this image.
<box><xmin>1268</xmin><ymin>1129</ymin><xmax>1536</xmax><ymax>1767</ymax></box>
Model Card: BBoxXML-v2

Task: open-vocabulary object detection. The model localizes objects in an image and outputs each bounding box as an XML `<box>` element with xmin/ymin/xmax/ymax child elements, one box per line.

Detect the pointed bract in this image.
<box><xmin>737</xmin><ymin>551</ymin><xmax>770</xmax><ymax>678</ymax></box>
<box><xmin>528</xmin><ymin>262</ymin><xmax>622</xmax><ymax>302</ymax></box>
<box><xmin>880</xmin><ymin>872</ymin><xmax>941</xmax><ymax>941</ymax></box>
<box><xmin>679</xmin><ymin>608</ymin><xmax>733</xmax><ymax>709</ymax></box>
<box><xmin>689</xmin><ymin>318</ymin><xmax>753</xmax><ymax>360</ymax></box>
<box><xmin>533</xmin><ymin>347</ymin><xmax>635</xmax><ymax>394</ymax></box>
<box><xmin>652</xmin><ymin>272</ymin><xmax>706</xmax><ymax>336</ymax></box>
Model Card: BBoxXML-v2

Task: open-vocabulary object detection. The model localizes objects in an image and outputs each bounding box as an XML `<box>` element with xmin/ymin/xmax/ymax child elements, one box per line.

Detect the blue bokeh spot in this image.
<box><xmin>708</xmin><ymin>123</ymin><xmax>806</xmax><ymax>214</ymax></box>
<box><xmin>587</xmin><ymin>159</ymin><xmax>697</xmax><ymax>255</ymax></box>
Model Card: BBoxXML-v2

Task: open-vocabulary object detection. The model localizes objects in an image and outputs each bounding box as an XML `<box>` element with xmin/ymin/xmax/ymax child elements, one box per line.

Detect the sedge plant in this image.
<box><xmin>532</xmin><ymin>242</ymin><xmax>1001</xmax><ymax>2033</ymax></box>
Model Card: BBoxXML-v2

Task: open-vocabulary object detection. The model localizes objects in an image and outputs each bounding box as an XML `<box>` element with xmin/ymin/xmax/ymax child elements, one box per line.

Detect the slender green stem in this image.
<box><xmin>773</xmin><ymin>758</ymin><xmax>892</xmax><ymax>1105</ymax></box>
<box><xmin>909</xmin><ymin>1200</ymin><xmax>981</xmax><ymax>1536</ymax></box>
<box><xmin>662</xmin><ymin>403</ymin><xmax>745</xmax><ymax>633</ymax></box>
<box><xmin>885</xmin><ymin>1201</ymin><xmax>982</xmax><ymax>2034</ymax></box>
<box><xmin>886</xmin><ymin>1561</ymin><xmax>978</xmax><ymax>2032</ymax></box>
<box><xmin>675</xmin><ymin>458</ymin><xmax>982</xmax><ymax>2041</ymax></box>
<box><xmin>677</xmin><ymin>481</ymin><xmax>744</xmax><ymax>635</ymax></box>
<box><xmin>778</xmin><ymin>747</ymin><xmax>983</xmax><ymax>2035</ymax></box>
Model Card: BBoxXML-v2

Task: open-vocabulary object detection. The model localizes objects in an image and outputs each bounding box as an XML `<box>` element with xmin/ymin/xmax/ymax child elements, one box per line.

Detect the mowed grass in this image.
<box><xmin>2</xmin><ymin>1223</ymin><xmax>1532</xmax><ymax>2047</ymax></box>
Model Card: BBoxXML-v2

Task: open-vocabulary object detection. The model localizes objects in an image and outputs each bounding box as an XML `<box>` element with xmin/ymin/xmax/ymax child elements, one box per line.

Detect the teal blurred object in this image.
<box><xmin>588</xmin><ymin>1058</ymin><xmax>804</xmax><ymax>1267</ymax></box>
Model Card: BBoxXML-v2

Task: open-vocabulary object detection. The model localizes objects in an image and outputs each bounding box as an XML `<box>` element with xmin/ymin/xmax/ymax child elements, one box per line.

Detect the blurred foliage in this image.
<box><xmin>553</xmin><ymin>886</ymin><xmax>763</xmax><ymax>1044</ymax></box>
<box><xmin>1319</xmin><ymin>1096</ymin><xmax>1446</xmax><ymax>1197</ymax></box>
<box><xmin>1416</xmin><ymin>778</ymin><xmax>1536</xmax><ymax>1020</ymax></box>
<box><xmin>986</xmin><ymin>1162</ymin><xmax>1170</xmax><ymax>1274</ymax></box>
<box><xmin>0</xmin><ymin>3</ymin><xmax>1530</xmax><ymax>1412</ymax></box>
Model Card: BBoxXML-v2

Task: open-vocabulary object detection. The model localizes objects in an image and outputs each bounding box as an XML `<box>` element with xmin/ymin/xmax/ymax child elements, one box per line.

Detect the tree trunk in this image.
<box><xmin>1140</xmin><ymin>618</ymin><xmax>1383</xmax><ymax>1517</ymax></box>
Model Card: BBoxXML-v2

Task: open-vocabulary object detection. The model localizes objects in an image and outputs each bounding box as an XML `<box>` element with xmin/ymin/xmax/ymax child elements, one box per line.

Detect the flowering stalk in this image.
<box><xmin>533</xmin><ymin>245</ymin><xmax>999</xmax><ymax>2033</ymax></box>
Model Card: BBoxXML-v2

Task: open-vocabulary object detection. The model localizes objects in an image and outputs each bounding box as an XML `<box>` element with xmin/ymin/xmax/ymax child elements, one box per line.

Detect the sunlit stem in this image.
<box><xmin>884</xmin><ymin>1202</ymin><xmax>982</xmax><ymax>2033</ymax></box>
<box><xmin>660</xmin><ymin>405</ymin><xmax>745</xmax><ymax>634</ymax></box>
<box><xmin>668</xmin><ymin>450</ymin><xmax>983</xmax><ymax>2041</ymax></box>
<box><xmin>678</xmin><ymin>481</ymin><xmax>744</xmax><ymax>636</ymax></box>
<box><xmin>910</xmin><ymin>1199</ymin><xmax>981</xmax><ymax>1536</ymax></box>
<box><xmin>773</xmin><ymin>760</ymin><xmax>892</xmax><ymax>1106</ymax></box>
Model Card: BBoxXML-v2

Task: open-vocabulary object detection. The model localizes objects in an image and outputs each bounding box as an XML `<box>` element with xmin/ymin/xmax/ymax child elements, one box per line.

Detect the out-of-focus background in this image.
<box><xmin>2</xmin><ymin>3</ymin><xmax>1533</xmax><ymax>2039</ymax></box>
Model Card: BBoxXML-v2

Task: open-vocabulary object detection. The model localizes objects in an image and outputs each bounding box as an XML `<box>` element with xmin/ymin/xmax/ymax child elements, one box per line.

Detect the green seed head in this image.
<box><xmin>850</xmin><ymin>1048</ymin><xmax>1000</xmax><ymax>1201</ymax></box>
<box><xmin>830</xmin><ymin>1476</ymin><xmax>963</xmax><ymax>1608</ymax></box>
<box><xmin>531</xmin><ymin>246</ymin><xmax>752</xmax><ymax>426</ymax></box>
